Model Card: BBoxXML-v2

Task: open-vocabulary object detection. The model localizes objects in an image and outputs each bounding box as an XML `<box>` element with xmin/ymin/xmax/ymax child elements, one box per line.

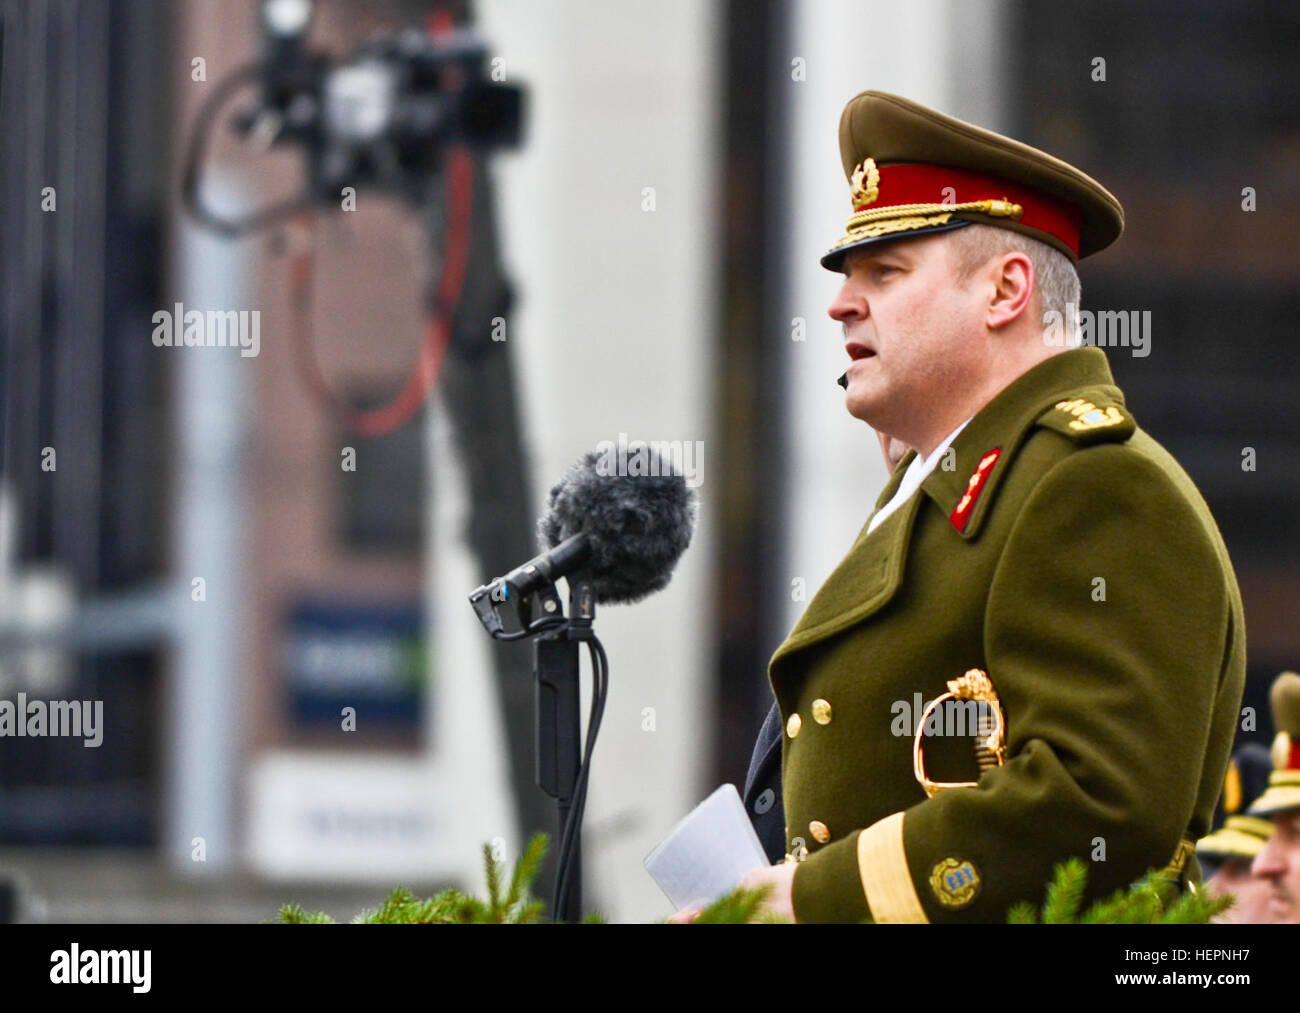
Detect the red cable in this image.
<box><xmin>286</xmin><ymin>5</ymin><xmax>473</xmax><ymax>439</ymax></box>
<box><xmin>286</xmin><ymin>145</ymin><xmax>471</xmax><ymax>438</ymax></box>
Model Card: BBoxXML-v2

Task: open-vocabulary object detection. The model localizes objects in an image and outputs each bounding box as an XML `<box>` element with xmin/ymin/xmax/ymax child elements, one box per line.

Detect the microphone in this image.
<box><xmin>495</xmin><ymin>532</ymin><xmax>592</xmax><ymax>602</ymax></box>
<box><xmin>469</xmin><ymin>447</ymin><xmax>697</xmax><ymax>635</ymax></box>
<box><xmin>533</xmin><ymin>448</ymin><xmax>697</xmax><ymax>605</ymax></box>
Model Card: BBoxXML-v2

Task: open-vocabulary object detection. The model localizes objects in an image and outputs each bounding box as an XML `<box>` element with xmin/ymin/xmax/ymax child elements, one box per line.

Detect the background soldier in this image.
<box><xmin>1196</xmin><ymin>743</ymin><xmax>1274</xmax><ymax>923</ymax></box>
<box><xmin>1247</xmin><ymin>672</ymin><xmax>1300</xmax><ymax>923</ymax></box>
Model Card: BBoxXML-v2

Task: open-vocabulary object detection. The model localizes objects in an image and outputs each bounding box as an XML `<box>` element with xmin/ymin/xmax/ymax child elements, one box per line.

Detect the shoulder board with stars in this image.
<box><xmin>1035</xmin><ymin>396</ymin><xmax>1135</xmax><ymax>445</ymax></box>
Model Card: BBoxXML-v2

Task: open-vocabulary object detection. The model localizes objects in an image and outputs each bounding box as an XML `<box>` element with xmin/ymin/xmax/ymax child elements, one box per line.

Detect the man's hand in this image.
<box><xmin>737</xmin><ymin>861</ymin><xmax>797</xmax><ymax>922</ymax></box>
<box><xmin>667</xmin><ymin>902</ymin><xmax>706</xmax><ymax>924</ymax></box>
<box><xmin>667</xmin><ymin>862</ymin><xmax>799</xmax><ymax>923</ymax></box>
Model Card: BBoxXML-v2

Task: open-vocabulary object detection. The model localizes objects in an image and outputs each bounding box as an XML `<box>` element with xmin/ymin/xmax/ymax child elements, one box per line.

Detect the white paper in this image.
<box><xmin>643</xmin><ymin>783</ymin><xmax>771</xmax><ymax>909</ymax></box>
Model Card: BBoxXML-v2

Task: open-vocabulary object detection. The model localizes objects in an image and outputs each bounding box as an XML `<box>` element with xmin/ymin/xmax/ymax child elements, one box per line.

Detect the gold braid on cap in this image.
<box><xmin>833</xmin><ymin>158</ymin><xmax>1023</xmax><ymax>254</ymax></box>
<box><xmin>913</xmin><ymin>668</ymin><xmax>1006</xmax><ymax>798</ymax></box>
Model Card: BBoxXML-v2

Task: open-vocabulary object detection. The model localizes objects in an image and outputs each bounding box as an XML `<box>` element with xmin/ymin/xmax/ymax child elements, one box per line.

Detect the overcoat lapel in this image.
<box><xmin>769</xmin><ymin>479</ymin><xmax>924</xmax><ymax>667</ymax></box>
<box><xmin>767</xmin><ymin>348</ymin><xmax>1124</xmax><ymax>673</ymax></box>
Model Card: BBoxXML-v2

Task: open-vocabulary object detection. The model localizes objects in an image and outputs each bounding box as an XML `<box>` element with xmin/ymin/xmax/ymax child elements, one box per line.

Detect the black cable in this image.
<box><xmin>553</xmin><ymin>645</ymin><xmax>591</xmax><ymax>912</ymax></box>
<box><xmin>552</xmin><ymin>633</ymin><xmax>608</xmax><ymax>920</ymax></box>
<box><xmin>489</xmin><ymin>616</ymin><xmax>568</xmax><ymax>642</ymax></box>
<box><xmin>553</xmin><ymin>646</ymin><xmax>596</xmax><ymax>917</ymax></box>
<box><xmin>180</xmin><ymin>60</ymin><xmax>316</xmax><ymax>237</ymax></box>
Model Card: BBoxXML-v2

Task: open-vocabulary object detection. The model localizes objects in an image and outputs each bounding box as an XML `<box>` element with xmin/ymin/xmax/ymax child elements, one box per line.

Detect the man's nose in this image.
<box><xmin>828</xmin><ymin>279</ymin><xmax>866</xmax><ymax>323</ymax></box>
<box><xmin>1251</xmin><ymin>830</ymin><xmax>1286</xmax><ymax>878</ymax></box>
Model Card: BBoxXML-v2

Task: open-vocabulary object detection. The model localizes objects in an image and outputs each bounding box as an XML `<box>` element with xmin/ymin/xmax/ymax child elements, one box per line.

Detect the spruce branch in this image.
<box><xmin>1041</xmin><ymin>857</ymin><xmax>1087</xmax><ymax>923</ymax></box>
<box><xmin>276</xmin><ymin>903</ymin><xmax>335</xmax><ymax>924</ymax></box>
<box><xmin>506</xmin><ymin>834</ymin><xmax>549</xmax><ymax>913</ymax></box>
<box><xmin>669</xmin><ymin>883</ymin><xmax>791</xmax><ymax>924</ymax></box>
<box><xmin>279</xmin><ymin>834</ymin><xmax>554</xmax><ymax>924</ymax></box>
<box><xmin>1026</xmin><ymin>862</ymin><xmax>1226</xmax><ymax>925</ymax></box>
<box><xmin>483</xmin><ymin>842</ymin><xmax>505</xmax><ymax>917</ymax></box>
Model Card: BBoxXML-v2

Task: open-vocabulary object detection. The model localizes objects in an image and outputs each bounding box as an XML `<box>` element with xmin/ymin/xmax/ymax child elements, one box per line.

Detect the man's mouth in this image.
<box><xmin>845</xmin><ymin>340</ymin><xmax>876</xmax><ymax>362</ymax></box>
<box><xmin>839</xmin><ymin>341</ymin><xmax>876</xmax><ymax>388</ymax></box>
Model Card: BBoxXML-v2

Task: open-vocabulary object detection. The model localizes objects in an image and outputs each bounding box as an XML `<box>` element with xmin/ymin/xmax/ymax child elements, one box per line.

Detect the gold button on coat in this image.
<box><xmin>810</xmin><ymin>820</ymin><xmax>830</xmax><ymax>843</ymax></box>
<box><xmin>786</xmin><ymin>713</ymin><xmax>802</xmax><ymax>738</ymax></box>
<box><xmin>812</xmin><ymin>699</ymin><xmax>832</xmax><ymax>724</ymax></box>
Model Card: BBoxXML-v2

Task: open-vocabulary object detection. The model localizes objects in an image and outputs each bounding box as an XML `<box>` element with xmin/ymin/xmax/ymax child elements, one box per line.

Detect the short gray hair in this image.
<box><xmin>946</xmin><ymin>224</ymin><xmax>1081</xmax><ymax>339</ymax></box>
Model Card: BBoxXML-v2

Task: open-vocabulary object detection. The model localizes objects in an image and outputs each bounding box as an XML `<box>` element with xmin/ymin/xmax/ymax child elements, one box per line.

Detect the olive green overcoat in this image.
<box><xmin>779</xmin><ymin>346</ymin><xmax>1246</xmax><ymax>923</ymax></box>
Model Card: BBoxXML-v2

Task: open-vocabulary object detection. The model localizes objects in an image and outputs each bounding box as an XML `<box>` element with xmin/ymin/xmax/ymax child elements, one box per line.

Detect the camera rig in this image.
<box><xmin>183</xmin><ymin>4</ymin><xmax>522</xmax><ymax>236</ymax></box>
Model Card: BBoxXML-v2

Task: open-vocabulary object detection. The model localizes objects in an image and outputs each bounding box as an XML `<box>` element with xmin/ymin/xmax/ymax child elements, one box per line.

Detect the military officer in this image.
<box><xmin>1248</xmin><ymin>672</ymin><xmax>1300</xmax><ymax>923</ymax></box>
<box><xmin>1195</xmin><ymin>743</ymin><xmax>1273</xmax><ymax>923</ymax></box>
<box><xmin>730</xmin><ymin>91</ymin><xmax>1247</xmax><ymax>923</ymax></box>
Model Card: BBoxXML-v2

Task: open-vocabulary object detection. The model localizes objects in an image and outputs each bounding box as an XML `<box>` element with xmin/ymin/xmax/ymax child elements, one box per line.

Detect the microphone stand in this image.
<box><xmin>534</xmin><ymin>578</ymin><xmax>600</xmax><ymax>922</ymax></box>
<box><xmin>512</xmin><ymin>576</ymin><xmax>605</xmax><ymax>923</ymax></box>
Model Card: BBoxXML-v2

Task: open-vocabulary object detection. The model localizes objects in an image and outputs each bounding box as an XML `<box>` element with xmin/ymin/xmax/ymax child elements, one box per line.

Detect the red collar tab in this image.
<box><xmin>949</xmin><ymin>448</ymin><xmax>1002</xmax><ymax>533</ymax></box>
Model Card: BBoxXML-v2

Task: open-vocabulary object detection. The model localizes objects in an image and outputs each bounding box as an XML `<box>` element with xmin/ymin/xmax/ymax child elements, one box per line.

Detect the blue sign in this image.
<box><xmin>284</xmin><ymin>600</ymin><xmax>427</xmax><ymax>727</ymax></box>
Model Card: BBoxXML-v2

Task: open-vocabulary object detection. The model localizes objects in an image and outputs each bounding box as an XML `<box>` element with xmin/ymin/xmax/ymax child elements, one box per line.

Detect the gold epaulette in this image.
<box><xmin>1036</xmin><ymin>395</ymin><xmax>1135</xmax><ymax>445</ymax></box>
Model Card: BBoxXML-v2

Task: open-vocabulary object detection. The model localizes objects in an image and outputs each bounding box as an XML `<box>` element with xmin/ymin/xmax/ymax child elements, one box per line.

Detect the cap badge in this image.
<box><xmin>850</xmin><ymin>157</ymin><xmax>879</xmax><ymax>209</ymax></box>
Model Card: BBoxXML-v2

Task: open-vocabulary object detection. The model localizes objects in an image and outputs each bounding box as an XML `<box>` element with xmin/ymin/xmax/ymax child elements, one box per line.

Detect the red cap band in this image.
<box><xmin>861</xmin><ymin>164</ymin><xmax>1082</xmax><ymax>257</ymax></box>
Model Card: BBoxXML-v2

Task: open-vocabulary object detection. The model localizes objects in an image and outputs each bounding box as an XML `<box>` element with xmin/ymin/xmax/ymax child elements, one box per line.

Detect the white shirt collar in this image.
<box><xmin>867</xmin><ymin>416</ymin><xmax>974</xmax><ymax>535</ymax></box>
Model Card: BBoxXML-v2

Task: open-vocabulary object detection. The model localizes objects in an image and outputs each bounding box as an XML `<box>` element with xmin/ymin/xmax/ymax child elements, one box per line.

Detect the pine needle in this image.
<box><xmin>482</xmin><ymin>842</ymin><xmax>505</xmax><ymax>918</ymax></box>
<box><xmin>506</xmin><ymin>834</ymin><xmax>549</xmax><ymax>913</ymax></box>
<box><xmin>276</xmin><ymin>903</ymin><xmax>335</xmax><ymax>924</ymax></box>
<box><xmin>1041</xmin><ymin>857</ymin><xmax>1087</xmax><ymax>923</ymax></box>
<box><xmin>681</xmin><ymin>883</ymin><xmax>789</xmax><ymax>924</ymax></box>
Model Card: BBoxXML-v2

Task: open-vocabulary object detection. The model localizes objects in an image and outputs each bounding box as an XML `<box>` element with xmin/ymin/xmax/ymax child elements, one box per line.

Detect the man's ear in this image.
<box><xmin>986</xmin><ymin>250</ymin><xmax>1034</xmax><ymax>330</ymax></box>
